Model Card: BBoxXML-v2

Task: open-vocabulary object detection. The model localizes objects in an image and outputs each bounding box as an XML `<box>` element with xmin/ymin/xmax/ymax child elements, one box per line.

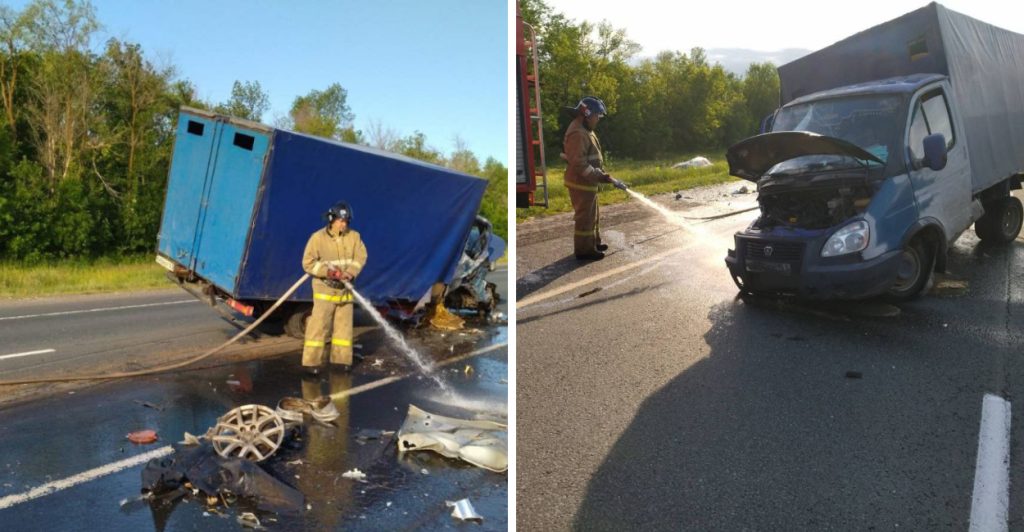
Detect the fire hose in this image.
<box><xmin>0</xmin><ymin>274</ymin><xmax>312</xmax><ymax>386</ymax></box>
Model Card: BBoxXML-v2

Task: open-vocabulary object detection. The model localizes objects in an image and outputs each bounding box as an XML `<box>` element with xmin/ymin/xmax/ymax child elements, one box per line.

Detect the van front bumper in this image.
<box><xmin>725</xmin><ymin>234</ymin><xmax>903</xmax><ymax>299</ymax></box>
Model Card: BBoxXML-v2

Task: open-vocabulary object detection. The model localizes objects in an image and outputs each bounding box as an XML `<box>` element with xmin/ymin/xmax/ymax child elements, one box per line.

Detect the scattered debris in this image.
<box><xmin>276</xmin><ymin>396</ymin><xmax>340</xmax><ymax>425</ymax></box>
<box><xmin>446</xmin><ymin>498</ymin><xmax>484</xmax><ymax>523</ymax></box>
<box><xmin>141</xmin><ymin>442</ymin><xmax>305</xmax><ymax>514</ymax></box>
<box><xmin>845</xmin><ymin>371</ymin><xmax>863</xmax><ymax>379</ymax></box>
<box><xmin>371</xmin><ymin>358</ymin><xmax>384</xmax><ymax>368</ymax></box>
<box><xmin>286</xmin><ymin>459</ymin><xmax>304</xmax><ymax>466</ymax></box>
<box><xmin>674</xmin><ymin>193</ymin><xmax>682</xmax><ymax>200</ymax></box>
<box><xmin>464</xmin><ymin>364</ymin><xmax>474</xmax><ymax>377</ymax></box>
<box><xmin>397</xmin><ymin>405</ymin><xmax>508</xmax><ymax>472</ymax></box>
<box><xmin>578</xmin><ymin>287</ymin><xmax>602</xmax><ymax>298</ymax></box>
<box><xmin>179</xmin><ymin>432</ymin><xmax>202</xmax><ymax>446</ymax></box>
<box><xmin>342</xmin><ymin>468</ymin><xmax>367</xmax><ymax>480</ymax></box>
<box><xmin>127</xmin><ymin>430</ymin><xmax>158</xmax><ymax>444</ymax></box>
<box><xmin>237</xmin><ymin>512</ymin><xmax>262</xmax><ymax>529</ymax></box>
<box><xmin>211</xmin><ymin>405</ymin><xmax>285</xmax><ymax>462</ymax></box>
<box><xmin>426</xmin><ymin>300</ymin><xmax>465</xmax><ymax>331</ymax></box>
<box><xmin>133</xmin><ymin>400</ymin><xmax>164</xmax><ymax>411</ymax></box>
<box><xmin>733</xmin><ymin>185</ymin><xmax>750</xmax><ymax>194</ymax></box>
<box><xmin>421</xmin><ymin>468</ymin><xmax>429</xmax><ymax>475</ymax></box>
<box><xmin>671</xmin><ymin>156</ymin><xmax>712</xmax><ymax>169</ymax></box>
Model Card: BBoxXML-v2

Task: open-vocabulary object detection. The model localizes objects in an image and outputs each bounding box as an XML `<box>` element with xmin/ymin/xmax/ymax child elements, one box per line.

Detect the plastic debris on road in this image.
<box><xmin>446</xmin><ymin>498</ymin><xmax>484</xmax><ymax>523</ymax></box>
<box><xmin>127</xmin><ymin>430</ymin><xmax>158</xmax><ymax>444</ymax></box>
<box><xmin>396</xmin><ymin>405</ymin><xmax>508</xmax><ymax>472</ymax></box>
<box><xmin>237</xmin><ymin>512</ymin><xmax>262</xmax><ymax>529</ymax></box>
<box><xmin>342</xmin><ymin>468</ymin><xmax>367</xmax><ymax>480</ymax></box>
<box><xmin>275</xmin><ymin>396</ymin><xmax>340</xmax><ymax>426</ymax></box>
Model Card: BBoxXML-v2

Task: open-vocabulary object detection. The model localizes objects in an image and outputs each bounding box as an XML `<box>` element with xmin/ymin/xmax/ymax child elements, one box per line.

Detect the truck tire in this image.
<box><xmin>885</xmin><ymin>239</ymin><xmax>933</xmax><ymax>302</ymax></box>
<box><xmin>975</xmin><ymin>196</ymin><xmax>1023</xmax><ymax>244</ymax></box>
<box><xmin>283</xmin><ymin>304</ymin><xmax>312</xmax><ymax>339</ymax></box>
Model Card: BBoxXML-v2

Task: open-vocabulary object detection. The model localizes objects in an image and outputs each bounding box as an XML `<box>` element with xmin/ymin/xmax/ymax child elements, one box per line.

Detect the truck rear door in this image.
<box><xmin>191</xmin><ymin>122</ymin><xmax>272</xmax><ymax>292</ymax></box>
<box><xmin>158</xmin><ymin>112</ymin><xmax>220</xmax><ymax>270</ymax></box>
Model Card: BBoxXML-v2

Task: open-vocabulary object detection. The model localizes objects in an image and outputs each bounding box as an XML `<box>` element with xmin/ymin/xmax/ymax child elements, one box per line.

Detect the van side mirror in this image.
<box><xmin>922</xmin><ymin>133</ymin><xmax>947</xmax><ymax>171</ymax></box>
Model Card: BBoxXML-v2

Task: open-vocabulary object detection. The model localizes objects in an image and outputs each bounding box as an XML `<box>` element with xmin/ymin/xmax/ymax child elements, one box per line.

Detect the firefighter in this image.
<box><xmin>563</xmin><ymin>96</ymin><xmax>627</xmax><ymax>261</ymax></box>
<box><xmin>300</xmin><ymin>201</ymin><xmax>368</xmax><ymax>374</ymax></box>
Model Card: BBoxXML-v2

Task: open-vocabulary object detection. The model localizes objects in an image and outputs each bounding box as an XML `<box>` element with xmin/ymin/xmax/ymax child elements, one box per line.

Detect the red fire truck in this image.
<box><xmin>515</xmin><ymin>3</ymin><xmax>548</xmax><ymax>208</ymax></box>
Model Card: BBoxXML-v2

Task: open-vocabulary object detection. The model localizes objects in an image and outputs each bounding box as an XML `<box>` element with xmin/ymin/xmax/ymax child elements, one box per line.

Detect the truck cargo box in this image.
<box><xmin>778</xmin><ymin>2</ymin><xmax>1024</xmax><ymax>194</ymax></box>
<box><xmin>157</xmin><ymin>107</ymin><xmax>490</xmax><ymax>306</ymax></box>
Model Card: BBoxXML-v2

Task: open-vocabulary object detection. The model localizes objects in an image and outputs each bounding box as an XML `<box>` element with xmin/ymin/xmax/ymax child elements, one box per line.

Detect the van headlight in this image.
<box><xmin>821</xmin><ymin>220</ymin><xmax>869</xmax><ymax>257</ymax></box>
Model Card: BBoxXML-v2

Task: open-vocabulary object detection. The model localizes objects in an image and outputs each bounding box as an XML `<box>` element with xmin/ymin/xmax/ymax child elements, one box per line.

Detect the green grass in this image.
<box><xmin>517</xmin><ymin>151</ymin><xmax>742</xmax><ymax>222</ymax></box>
<box><xmin>0</xmin><ymin>255</ymin><xmax>172</xmax><ymax>299</ymax></box>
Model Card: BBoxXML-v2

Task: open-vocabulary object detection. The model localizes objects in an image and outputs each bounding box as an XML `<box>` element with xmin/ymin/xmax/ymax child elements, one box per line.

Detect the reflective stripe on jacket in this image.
<box><xmin>301</xmin><ymin>227</ymin><xmax>368</xmax><ymax>297</ymax></box>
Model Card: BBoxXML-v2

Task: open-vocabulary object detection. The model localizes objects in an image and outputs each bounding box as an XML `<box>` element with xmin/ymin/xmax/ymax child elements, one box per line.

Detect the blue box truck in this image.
<box><xmin>156</xmin><ymin>107</ymin><xmax>504</xmax><ymax>336</ymax></box>
<box><xmin>725</xmin><ymin>2</ymin><xmax>1024</xmax><ymax>300</ymax></box>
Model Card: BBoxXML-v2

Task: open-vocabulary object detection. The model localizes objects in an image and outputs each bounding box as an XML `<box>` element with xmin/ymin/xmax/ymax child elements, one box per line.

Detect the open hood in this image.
<box><xmin>726</xmin><ymin>131</ymin><xmax>884</xmax><ymax>182</ymax></box>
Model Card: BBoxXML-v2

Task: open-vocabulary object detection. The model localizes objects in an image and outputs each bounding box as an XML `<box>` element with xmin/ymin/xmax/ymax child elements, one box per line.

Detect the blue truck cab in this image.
<box><xmin>725</xmin><ymin>3</ymin><xmax>1024</xmax><ymax>300</ymax></box>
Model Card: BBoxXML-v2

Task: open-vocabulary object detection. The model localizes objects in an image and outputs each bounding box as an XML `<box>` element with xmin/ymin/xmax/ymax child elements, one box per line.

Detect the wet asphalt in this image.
<box><xmin>516</xmin><ymin>184</ymin><xmax>1024</xmax><ymax>530</ymax></box>
<box><xmin>0</xmin><ymin>270</ymin><xmax>507</xmax><ymax>530</ymax></box>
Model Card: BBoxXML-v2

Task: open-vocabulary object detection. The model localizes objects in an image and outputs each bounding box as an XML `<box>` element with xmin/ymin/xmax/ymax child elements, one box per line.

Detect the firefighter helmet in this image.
<box><xmin>576</xmin><ymin>96</ymin><xmax>607</xmax><ymax>118</ymax></box>
<box><xmin>326</xmin><ymin>201</ymin><xmax>353</xmax><ymax>223</ymax></box>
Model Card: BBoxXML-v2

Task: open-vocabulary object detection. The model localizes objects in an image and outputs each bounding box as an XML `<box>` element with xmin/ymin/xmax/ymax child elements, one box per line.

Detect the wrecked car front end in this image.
<box><xmin>725</xmin><ymin>124</ymin><xmax>915</xmax><ymax>299</ymax></box>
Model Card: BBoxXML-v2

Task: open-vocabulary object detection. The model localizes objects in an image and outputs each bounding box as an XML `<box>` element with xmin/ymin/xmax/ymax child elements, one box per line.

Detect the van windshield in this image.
<box><xmin>772</xmin><ymin>95</ymin><xmax>903</xmax><ymax>164</ymax></box>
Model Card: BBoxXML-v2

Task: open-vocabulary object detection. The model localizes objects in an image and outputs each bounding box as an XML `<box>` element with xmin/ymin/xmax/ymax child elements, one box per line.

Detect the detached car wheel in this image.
<box><xmin>885</xmin><ymin>240</ymin><xmax>933</xmax><ymax>302</ymax></box>
<box><xmin>975</xmin><ymin>196</ymin><xmax>1023</xmax><ymax>244</ymax></box>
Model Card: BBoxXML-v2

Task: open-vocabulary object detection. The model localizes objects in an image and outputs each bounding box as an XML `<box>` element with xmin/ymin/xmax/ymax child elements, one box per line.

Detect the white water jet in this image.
<box><xmin>344</xmin><ymin>282</ymin><xmax>454</xmax><ymax>395</ymax></box>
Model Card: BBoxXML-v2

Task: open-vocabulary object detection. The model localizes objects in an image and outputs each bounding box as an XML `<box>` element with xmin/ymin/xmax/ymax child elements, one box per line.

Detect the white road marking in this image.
<box><xmin>0</xmin><ymin>349</ymin><xmax>55</xmax><ymax>361</ymax></box>
<box><xmin>0</xmin><ymin>341</ymin><xmax>508</xmax><ymax>510</ymax></box>
<box><xmin>517</xmin><ymin>247</ymin><xmax>685</xmax><ymax>309</ymax></box>
<box><xmin>0</xmin><ymin>446</ymin><xmax>174</xmax><ymax>510</ymax></box>
<box><xmin>0</xmin><ymin>299</ymin><xmax>198</xmax><ymax>321</ymax></box>
<box><xmin>969</xmin><ymin>394</ymin><xmax>1011</xmax><ymax>532</ymax></box>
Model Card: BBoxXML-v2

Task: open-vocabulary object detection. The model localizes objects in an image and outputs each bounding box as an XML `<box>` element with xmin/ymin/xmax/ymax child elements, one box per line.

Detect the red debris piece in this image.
<box><xmin>127</xmin><ymin>430</ymin><xmax>158</xmax><ymax>444</ymax></box>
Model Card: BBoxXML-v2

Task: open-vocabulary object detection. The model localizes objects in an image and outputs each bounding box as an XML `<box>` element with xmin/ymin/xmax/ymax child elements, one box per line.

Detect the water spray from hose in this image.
<box><xmin>343</xmin><ymin>281</ymin><xmax>454</xmax><ymax>395</ymax></box>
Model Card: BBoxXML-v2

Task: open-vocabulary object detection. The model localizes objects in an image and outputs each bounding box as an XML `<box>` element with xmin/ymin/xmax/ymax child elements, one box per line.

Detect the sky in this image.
<box><xmin>9</xmin><ymin>0</ymin><xmax>509</xmax><ymax>165</ymax></box>
<box><xmin>545</xmin><ymin>0</ymin><xmax>1024</xmax><ymax>58</ymax></box>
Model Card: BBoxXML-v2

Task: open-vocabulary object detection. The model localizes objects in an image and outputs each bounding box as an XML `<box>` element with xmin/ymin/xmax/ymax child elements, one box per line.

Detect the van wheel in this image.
<box><xmin>283</xmin><ymin>304</ymin><xmax>312</xmax><ymax>339</ymax></box>
<box><xmin>885</xmin><ymin>239</ymin><xmax>933</xmax><ymax>302</ymax></box>
<box><xmin>975</xmin><ymin>196</ymin><xmax>1023</xmax><ymax>243</ymax></box>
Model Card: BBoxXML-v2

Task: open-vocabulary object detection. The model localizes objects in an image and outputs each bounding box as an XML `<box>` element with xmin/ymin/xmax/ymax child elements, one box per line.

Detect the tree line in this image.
<box><xmin>520</xmin><ymin>0</ymin><xmax>780</xmax><ymax>161</ymax></box>
<box><xmin>0</xmin><ymin>0</ymin><xmax>506</xmax><ymax>263</ymax></box>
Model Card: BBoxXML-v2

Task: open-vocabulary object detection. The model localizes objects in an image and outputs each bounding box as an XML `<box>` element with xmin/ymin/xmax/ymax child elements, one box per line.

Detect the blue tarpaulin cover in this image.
<box><xmin>158</xmin><ymin>109</ymin><xmax>489</xmax><ymax>306</ymax></box>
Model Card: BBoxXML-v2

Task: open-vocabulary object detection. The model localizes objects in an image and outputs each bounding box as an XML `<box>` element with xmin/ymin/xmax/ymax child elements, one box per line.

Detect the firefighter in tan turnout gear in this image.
<box><xmin>563</xmin><ymin>96</ymin><xmax>628</xmax><ymax>261</ymax></box>
<box><xmin>301</xmin><ymin>201</ymin><xmax>368</xmax><ymax>374</ymax></box>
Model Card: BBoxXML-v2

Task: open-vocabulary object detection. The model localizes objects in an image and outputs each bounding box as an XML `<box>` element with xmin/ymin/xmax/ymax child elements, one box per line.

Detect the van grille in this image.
<box><xmin>746</xmin><ymin>240</ymin><xmax>804</xmax><ymax>262</ymax></box>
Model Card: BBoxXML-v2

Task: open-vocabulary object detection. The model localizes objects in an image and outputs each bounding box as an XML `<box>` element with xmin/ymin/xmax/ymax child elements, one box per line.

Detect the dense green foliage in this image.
<box><xmin>520</xmin><ymin>0</ymin><xmax>780</xmax><ymax>160</ymax></box>
<box><xmin>0</xmin><ymin>0</ymin><xmax>506</xmax><ymax>264</ymax></box>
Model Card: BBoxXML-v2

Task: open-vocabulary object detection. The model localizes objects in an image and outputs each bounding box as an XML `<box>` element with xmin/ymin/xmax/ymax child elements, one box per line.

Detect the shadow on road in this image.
<box><xmin>516</xmin><ymin>255</ymin><xmax>589</xmax><ymax>300</ymax></box>
<box><xmin>570</xmin><ymin>292</ymin><xmax>1008</xmax><ymax>530</ymax></box>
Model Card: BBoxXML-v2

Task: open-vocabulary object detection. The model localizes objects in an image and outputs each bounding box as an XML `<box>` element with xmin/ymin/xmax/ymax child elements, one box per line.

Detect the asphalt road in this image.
<box><xmin>516</xmin><ymin>183</ymin><xmax>1024</xmax><ymax>530</ymax></box>
<box><xmin>0</xmin><ymin>270</ymin><xmax>508</xmax><ymax>530</ymax></box>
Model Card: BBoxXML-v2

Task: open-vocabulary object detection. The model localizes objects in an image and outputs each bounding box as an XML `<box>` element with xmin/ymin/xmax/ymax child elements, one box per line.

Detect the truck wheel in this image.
<box><xmin>975</xmin><ymin>196</ymin><xmax>1023</xmax><ymax>244</ymax></box>
<box><xmin>283</xmin><ymin>305</ymin><xmax>312</xmax><ymax>339</ymax></box>
<box><xmin>885</xmin><ymin>239</ymin><xmax>933</xmax><ymax>302</ymax></box>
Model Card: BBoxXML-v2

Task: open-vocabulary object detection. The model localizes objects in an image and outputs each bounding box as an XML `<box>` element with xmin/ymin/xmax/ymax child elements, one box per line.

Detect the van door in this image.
<box><xmin>905</xmin><ymin>83</ymin><xmax>972</xmax><ymax>241</ymax></box>
<box><xmin>191</xmin><ymin>122</ymin><xmax>272</xmax><ymax>292</ymax></box>
<box><xmin>157</xmin><ymin>113</ymin><xmax>220</xmax><ymax>270</ymax></box>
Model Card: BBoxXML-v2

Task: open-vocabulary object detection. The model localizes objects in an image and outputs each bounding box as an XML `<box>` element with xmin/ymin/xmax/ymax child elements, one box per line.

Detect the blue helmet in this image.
<box><xmin>576</xmin><ymin>96</ymin><xmax>607</xmax><ymax>118</ymax></box>
<box><xmin>326</xmin><ymin>201</ymin><xmax>353</xmax><ymax>223</ymax></box>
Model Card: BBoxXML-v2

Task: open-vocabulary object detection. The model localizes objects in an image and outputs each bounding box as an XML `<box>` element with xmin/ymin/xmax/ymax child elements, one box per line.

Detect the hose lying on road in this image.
<box><xmin>0</xmin><ymin>274</ymin><xmax>311</xmax><ymax>386</ymax></box>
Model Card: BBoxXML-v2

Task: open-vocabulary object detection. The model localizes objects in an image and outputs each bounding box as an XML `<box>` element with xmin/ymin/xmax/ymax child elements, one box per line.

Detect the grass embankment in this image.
<box><xmin>516</xmin><ymin>152</ymin><xmax>741</xmax><ymax>222</ymax></box>
<box><xmin>0</xmin><ymin>255</ymin><xmax>170</xmax><ymax>299</ymax></box>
